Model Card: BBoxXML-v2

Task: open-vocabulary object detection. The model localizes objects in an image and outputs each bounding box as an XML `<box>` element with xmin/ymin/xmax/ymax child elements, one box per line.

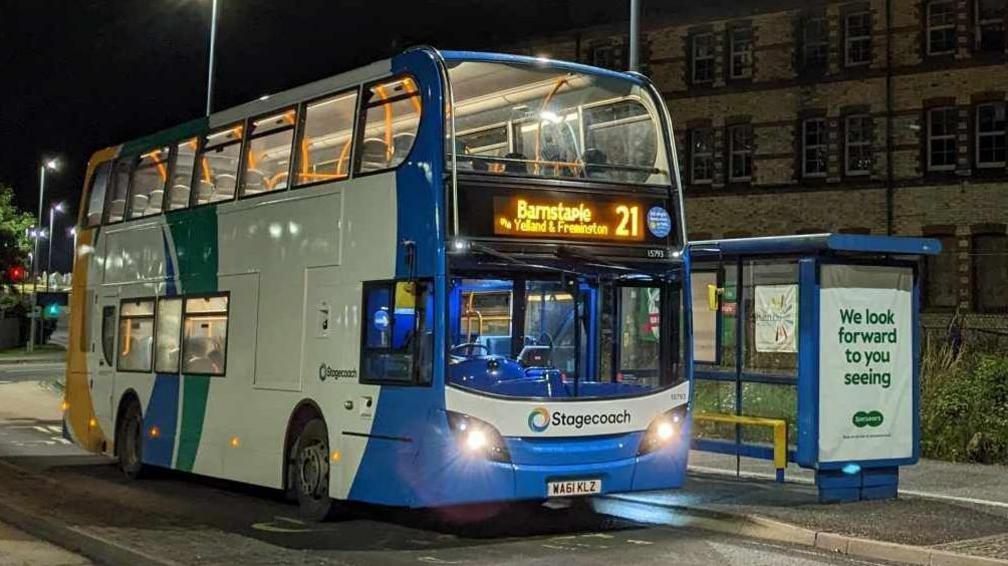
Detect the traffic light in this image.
<box><xmin>43</xmin><ymin>303</ymin><xmax>61</xmax><ymax>319</ymax></box>
<box><xmin>7</xmin><ymin>265</ymin><xmax>25</xmax><ymax>282</ymax></box>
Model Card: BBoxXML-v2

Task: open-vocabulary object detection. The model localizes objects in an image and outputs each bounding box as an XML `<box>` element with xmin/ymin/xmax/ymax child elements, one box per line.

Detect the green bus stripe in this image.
<box><xmin>167</xmin><ymin>206</ymin><xmax>220</xmax><ymax>472</ymax></box>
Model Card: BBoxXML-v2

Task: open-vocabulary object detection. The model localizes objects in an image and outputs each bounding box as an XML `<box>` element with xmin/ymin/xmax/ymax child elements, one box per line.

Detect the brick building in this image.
<box><xmin>504</xmin><ymin>0</ymin><xmax>1008</xmax><ymax>331</ymax></box>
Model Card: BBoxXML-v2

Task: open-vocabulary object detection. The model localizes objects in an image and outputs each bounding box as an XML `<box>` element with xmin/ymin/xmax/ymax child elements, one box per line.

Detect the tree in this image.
<box><xmin>0</xmin><ymin>184</ymin><xmax>36</xmax><ymax>281</ymax></box>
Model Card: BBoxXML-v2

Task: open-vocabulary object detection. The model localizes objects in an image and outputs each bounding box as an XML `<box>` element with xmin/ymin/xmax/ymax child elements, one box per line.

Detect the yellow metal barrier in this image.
<box><xmin>693</xmin><ymin>412</ymin><xmax>788</xmax><ymax>482</ymax></box>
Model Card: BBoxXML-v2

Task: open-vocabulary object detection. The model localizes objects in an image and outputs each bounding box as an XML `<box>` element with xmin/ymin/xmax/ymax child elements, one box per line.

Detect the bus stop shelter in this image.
<box><xmin>688</xmin><ymin>233</ymin><xmax>941</xmax><ymax>502</ymax></box>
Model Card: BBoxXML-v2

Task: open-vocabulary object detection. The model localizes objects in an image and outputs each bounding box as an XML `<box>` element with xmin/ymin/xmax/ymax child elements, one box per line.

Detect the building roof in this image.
<box><xmin>690</xmin><ymin>233</ymin><xmax>942</xmax><ymax>257</ymax></box>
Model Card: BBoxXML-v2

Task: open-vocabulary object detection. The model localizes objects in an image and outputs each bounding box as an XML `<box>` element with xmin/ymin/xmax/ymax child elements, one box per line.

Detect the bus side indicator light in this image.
<box><xmin>230</xmin><ymin>436</ymin><xmax>240</xmax><ymax>448</ymax></box>
<box><xmin>149</xmin><ymin>426</ymin><xmax>160</xmax><ymax>438</ymax></box>
<box><xmin>88</xmin><ymin>418</ymin><xmax>97</xmax><ymax>429</ymax></box>
<box><xmin>61</xmin><ymin>401</ymin><xmax>70</xmax><ymax>412</ymax></box>
<box><xmin>331</xmin><ymin>451</ymin><xmax>341</xmax><ymax>462</ymax></box>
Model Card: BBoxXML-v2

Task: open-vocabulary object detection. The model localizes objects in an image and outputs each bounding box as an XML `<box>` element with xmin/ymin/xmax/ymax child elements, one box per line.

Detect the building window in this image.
<box><xmin>729</xmin><ymin>27</ymin><xmax>753</xmax><ymax>79</ymax></box>
<box><xmin>690</xmin><ymin>128</ymin><xmax>714</xmax><ymax>184</ymax></box>
<box><xmin>802</xmin><ymin>17</ymin><xmax>829</xmax><ymax>70</ymax></box>
<box><xmin>927</xmin><ymin>1</ymin><xmax>958</xmax><ymax>55</ymax></box>
<box><xmin>844</xmin><ymin>11</ymin><xmax>872</xmax><ymax>66</ymax></box>
<box><xmin>976</xmin><ymin>0</ymin><xmax>1006</xmax><ymax>52</ymax></box>
<box><xmin>925</xmin><ymin>235</ymin><xmax>959</xmax><ymax>309</ymax></box>
<box><xmin>181</xmin><ymin>295</ymin><xmax>230</xmax><ymax>376</ymax></box>
<box><xmin>976</xmin><ymin>102</ymin><xmax>1007</xmax><ymax>168</ymax></box>
<box><xmin>241</xmin><ymin>108</ymin><xmax>296</xmax><ymax>197</ymax></box>
<box><xmin>117</xmin><ymin>299</ymin><xmax>155</xmax><ymax>372</ymax></box>
<box><xmin>845</xmin><ymin>115</ymin><xmax>873</xmax><ymax>175</ymax></box>
<box><xmin>691</xmin><ymin>33</ymin><xmax>715</xmax><ymax>83</ymax></box>
<box><xmin>927</xmin><ymin>107</ymin><xmax>958</xmax><ymax>171</ymax></box>
<box><xmin>973</xmin><ymin>233</ymin><xmax>1008</xmax><ymax>312</ymax></box>
<box><xmin>802</xmin><ymin>118</ymin><xmax>828</xmax><ymax>177</ymax></box>
<box><xmin>727</xmin><ymin>124</ymin><xmax>753</xmax><ymax>182</ymax></box>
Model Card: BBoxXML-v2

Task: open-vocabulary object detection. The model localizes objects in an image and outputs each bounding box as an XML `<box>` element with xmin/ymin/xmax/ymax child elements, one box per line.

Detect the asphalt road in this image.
<box><xmin>0</xmin><ymin>362</ymin><xmax>893</xmax><ymax>566</ymax></box>
<box><xmin>0</xmin><ymin>361</ymin><xmax>64</xmax><ymax>383</ymax></box>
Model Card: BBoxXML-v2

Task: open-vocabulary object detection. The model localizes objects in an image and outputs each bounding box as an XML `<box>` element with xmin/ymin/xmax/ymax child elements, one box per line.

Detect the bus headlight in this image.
<box><xmin>638</xmin><ymin>407</ymin><xmax>686</xmax><ymax>456</ymax></box>
<box><xmin>446</xmin><ymin>411</ymin><xmax>511</xmax><ymax>463</ymax></box>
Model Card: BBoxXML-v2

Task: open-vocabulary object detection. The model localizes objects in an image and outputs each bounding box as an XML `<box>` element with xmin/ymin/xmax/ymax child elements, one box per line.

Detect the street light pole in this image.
<box><xmin>46</xmin><ymin>203</ymin><xmax>63</xmax><ymax>291</ymax></box>
<box><xmin>28</xmin><ymin>159</ymin><xmax>57</xmax><ymax>353</ymax></box>
<box><xmin>629</xmin><ymin>0</ymin><xmax>640</xmax><ymax>73</ymax></box>
<box><xmin>206</xmin><ymin>0</ymin><xmax>219</xmax><ymax>117</ymax></box>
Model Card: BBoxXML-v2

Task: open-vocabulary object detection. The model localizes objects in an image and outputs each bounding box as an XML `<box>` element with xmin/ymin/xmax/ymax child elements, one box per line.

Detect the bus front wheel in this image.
<box><xmin>290</xmin><ymin>418</ymin><xmax>334</xmax><ymax>521</ymax></box>
<box><xmin>116</xmin><ymin>400</ymin><xmax>144</xmax><ymax>479</ymax></box>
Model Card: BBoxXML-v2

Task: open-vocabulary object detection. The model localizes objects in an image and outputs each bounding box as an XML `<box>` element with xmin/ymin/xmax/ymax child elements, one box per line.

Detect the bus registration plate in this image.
<box><xmin>547</xmin><ymin>479</ymin><xmax>602</xmax><ymax>497</ymax></box>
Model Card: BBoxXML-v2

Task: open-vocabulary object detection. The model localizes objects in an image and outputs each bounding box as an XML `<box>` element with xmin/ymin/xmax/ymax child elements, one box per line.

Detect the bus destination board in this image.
<box><xmin>492</xmin><ymin>196</ymin><xmax>651</xmax><ymax>242</ymax></box>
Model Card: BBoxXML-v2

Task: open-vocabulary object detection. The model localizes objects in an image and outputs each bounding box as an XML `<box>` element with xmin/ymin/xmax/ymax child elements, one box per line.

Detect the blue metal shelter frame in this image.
<box><xmin>689</xmin><ymin>233</ymin><xmax>940</xmax><ymax>502</ymax></box>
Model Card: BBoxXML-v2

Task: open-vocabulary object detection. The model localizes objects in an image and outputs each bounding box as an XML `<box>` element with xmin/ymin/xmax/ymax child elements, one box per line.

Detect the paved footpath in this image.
<box><xmin>0</xmin><ymin>520</ymin><xmax>91</xmax><ymax>566</ymax></box>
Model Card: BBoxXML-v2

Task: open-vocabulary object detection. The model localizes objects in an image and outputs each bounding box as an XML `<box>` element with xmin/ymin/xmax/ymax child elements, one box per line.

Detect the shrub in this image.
<box><xmin>921</xmin><ymin>336</ymin><xmax>1008</xmax><ymax>464</ymax></box>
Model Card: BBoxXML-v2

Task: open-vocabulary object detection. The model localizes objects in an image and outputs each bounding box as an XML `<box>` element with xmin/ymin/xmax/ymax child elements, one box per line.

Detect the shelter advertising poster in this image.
<box><xmin>754</xmin><ymin>284</ymin><xmax>798</xmax><ymax>353</ymax></box>
<box><xmin>818</xmin><ymin>265</ymin><xmax>914</xmax><ymax>463</ymax></box>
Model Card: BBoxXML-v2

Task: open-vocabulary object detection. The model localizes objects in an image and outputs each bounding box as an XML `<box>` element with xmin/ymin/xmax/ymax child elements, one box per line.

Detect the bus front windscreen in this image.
<box><xmin>446</xmin><ymin>61</ymin><xmax>670</xmax><ymax>186</ymax></box>
<box><xmin>448</xmin><ymin>275</ymin><xmax>684</xmax><ymax>400</ymax></box>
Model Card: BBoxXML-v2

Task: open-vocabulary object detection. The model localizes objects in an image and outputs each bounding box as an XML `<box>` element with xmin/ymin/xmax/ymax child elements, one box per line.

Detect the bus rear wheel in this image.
<box><xmin>290</xmin><ymin>418</ymin><xmax>334</xmax><ymax>521</ymax></box>
<box><xmin>116</xmin><ymin>400</ymin><xmax>144</xmax><ymax>479</ymax></box>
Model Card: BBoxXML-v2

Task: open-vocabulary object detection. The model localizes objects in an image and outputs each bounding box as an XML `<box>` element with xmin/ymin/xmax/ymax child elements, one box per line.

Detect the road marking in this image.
<box><xmin>690</xmin><ymin>465</ymin><xmax>1008</xmax><ymax>510</ymax></box>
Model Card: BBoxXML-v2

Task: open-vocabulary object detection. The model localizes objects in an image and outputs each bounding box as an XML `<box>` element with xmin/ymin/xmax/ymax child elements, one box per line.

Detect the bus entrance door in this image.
<box><xmin>92</xmin><ymin>292</ymin><xmax>119</xmax><ymax>434</ymax></box>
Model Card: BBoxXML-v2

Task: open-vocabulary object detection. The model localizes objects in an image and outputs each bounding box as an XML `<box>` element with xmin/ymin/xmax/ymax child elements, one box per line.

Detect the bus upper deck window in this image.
<box><xmin>167</xmin><ymin>138</ymin><xmax>198</xmax><ymax>211</ymax></box>
<box><xmin>104</xmin><ymin>159</ymin><xmax>132</xmax><ymax>224</ymax></box>
<box><xmin>242</xmin><ymin>109</ymin><xmax>295</xmax><ymax>197</ymax></box>
<box><xmin>195</xmin><ymin>125</ymin><xmax>243</xmax><ymax>206</ymax></box>
<box><xmin>296</xmin><ymin>90</ymin><xmax>358</xmax><ymax>186</ymax></box>
<box><xmin>84</xmin><ymin>161</ymin><xmax>111</xmax><ymax>227</ymax></box>
<box><xmin>129</xmin><ymin>147</ymin><xmax>170</xmax><ymax>218</ymax></box>
<box><xmin>356</xmin><ymin>77</ymin><xmax>421</xmax><ymax>174</ymax></box>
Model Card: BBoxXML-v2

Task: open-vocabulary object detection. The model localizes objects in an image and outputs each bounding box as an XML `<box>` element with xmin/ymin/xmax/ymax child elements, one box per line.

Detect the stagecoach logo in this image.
<box><xmin>528</xmin><ymin>407</ymin><xmax>551</xmax><ymax>432</ymax></box>
<box><xmin>318</xmin><ymin>363</ymin><xmax>356</xmax><ymax>382</ymax></box>
<box><xmin>527</xmin><ymin>407</ymin><xmax>632</xmax><ymax>433</ymax></box>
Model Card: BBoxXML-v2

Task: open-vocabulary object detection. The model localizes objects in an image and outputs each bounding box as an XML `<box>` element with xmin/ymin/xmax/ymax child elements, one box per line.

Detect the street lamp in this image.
<box><xmin>206</xmin><ymin>0</ymin><xmax>219</xmax><ymax>116</ymax></box>
<box><xmin>28</xmin><ymin>158</ymin><xmax>59</xmax><ymax>353</ymax></box>
<box><xmin>46</xmin><ymin>202</ymin><xmax>65</xmax><ymax>290</ymax></box>
<box><xmin>69</xmin><ymin>227</ymin><xmax>78</xmax><ymax>269</ymax></box>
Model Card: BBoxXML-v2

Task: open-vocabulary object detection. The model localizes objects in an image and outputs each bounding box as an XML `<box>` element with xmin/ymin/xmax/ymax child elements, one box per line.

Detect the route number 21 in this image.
<box><xmin>615</xmin><ymin>205</ymin><xmax>640</xmax><ymax>238</ymax></box>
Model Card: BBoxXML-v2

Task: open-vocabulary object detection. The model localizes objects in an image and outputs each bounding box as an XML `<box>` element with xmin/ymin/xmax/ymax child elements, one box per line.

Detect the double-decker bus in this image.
<box><xmin>64</xmin><ymin>48</ymin><xmax>693</xmax><ymax>519</ymax></box>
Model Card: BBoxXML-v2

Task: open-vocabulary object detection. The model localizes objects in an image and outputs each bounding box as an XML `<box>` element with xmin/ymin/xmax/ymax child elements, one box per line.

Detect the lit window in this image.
<box><xmin>973</xmin><ymin>233</ymin><xmax>1008</xmax><ymax>312</ymax></box>
<box><xmin>84</xmin><ymin>161</ymin><xmax>111</xmax><ymax>227</ymax></box>
<box><xmin>927</xmin><ymin>107</ymin><xmax>958</xmax><ymax>171</ymax></box>
<box><xmin>129</xmin><ymin>147</ymin><xmax>170</xmax><ymax>218</ymax></box>
<box><xmin>357</xmin><ymin>77</ymin><xmax>421</xmax><ymax>174</ymax></box>
<box><xmin>117</xmin><ymin>299</ymin><xmax>155</xmax><ymax>372</ymax></box>
<box><xmin>296</xmin><ymin>91</ymin><xmax>358</xmax><ymax>186</ymax></box>
<box><xmin>690</xmin><ymin>128</ymin><xmax>714</xmax><ymax>184</ymax></box>
<box><xmin>729</xmin><ymin>28</ymin><xmax>752</xmax><ymax>79</ymax></box>
<box><xmin>802</xmin><ymin>17</ymin><xmax>829</xmax><ymax>70</ymax></box>
<box><xmin>802</xmin><ymin>118</ymin><xmax>828</xmax><ymax>177</ymax></box>
<box><xmin>691</xmin><ymin>33</ymin><xmax>715</xmax><ymax>83</ymax></box>
<box><xmin>195</xmin><ymin>125</ymin><xmax>243</xmax><ymax>205</ymax></box>
<box><xmin>976</xmin><ymin>102</ymin><xmax>1007</xmax><ymax>168</ymax></box>
<box><xmin>167</xmin><ymin>138</ymin><xmax>197</xmax><ymax>211</ymax></box>
<box><xmin>182</xmin><ymin>295</ymin><xmax>229</xmax><ymax>376</ymax></box>
<box><xmin>927</xmin><ymin>1</ymin><xmax>957</xmax><ymax>55</ymax></box>
<box><xmin>728</xmin><ymin>124</ymin><xmax>753</xmax><ymax>182</ymax></box>
<box><xmin>242</xmin><ymin>109</ymin><xmax>295</xmax><ymax>197</ymax></box>
<box><xmin>155</xmin><ymin>297</ymin><xmax>182</xmax><ymax>373</ymax></box>
<box><xmin>845</xmin><ymin>12</ymin><xmax>872</xmax><ymax>66</ymax></box>
<box><xmin>975</xmin><ymin>0</ymin><xmax>1005</xmax><ymax>52</ymax></box>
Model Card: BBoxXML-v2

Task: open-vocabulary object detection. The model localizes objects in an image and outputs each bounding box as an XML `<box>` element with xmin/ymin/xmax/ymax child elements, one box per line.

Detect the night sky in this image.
<box><xmin>1</xmin><ymin>0</ymin><xmax>636</xmax><ymax>273</ymax></box>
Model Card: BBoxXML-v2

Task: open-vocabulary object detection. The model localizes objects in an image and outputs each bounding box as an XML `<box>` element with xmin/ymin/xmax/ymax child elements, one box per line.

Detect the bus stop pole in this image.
<box><xmin>628</xmin><ymin>0</ymin><xmax>640</xmax><ymax>72</ymax></box>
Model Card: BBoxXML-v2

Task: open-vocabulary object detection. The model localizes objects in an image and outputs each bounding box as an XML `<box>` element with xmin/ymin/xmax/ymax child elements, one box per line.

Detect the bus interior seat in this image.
<box><xmin>243</xmin><ymin>169</ymin><xmax>267</xmax><ymax>195</ymax></box>
<box><xmin>214</xmin><ymin>174</ymin><xmax>237</xmax><ymax>199</ymax></box>
<box><xmin>360</xmin><ymin>138</ymin><xmax>389</xmax><ymax>169</ymax></box>
<box><xmin>518</xmin><ymin>345</ymin><xmax>552</xmax><ymax>368</ymax></box>
<box><xmin>583</xmin><ymin>148</ymin><xmax>608</xmax><ymax>178</ymax></box>
<box><xmin>392</xmin><ymin>133</ymin><xmax>414</xmax><ymax>156</ymax></box>
<box><xmin>107</xmin><ymin>199</ymin><xmax>125</xmax><ymax>219</ymax></box>
<box><xmin>147</xmin><ymin>189</ymin><xmax>164</xmax><ymax>211</ymax></box>
<box><xmin>124</xmin><ymin>336</ymin><xmax>153</xmax><ymax>369</ymax></box>
<box><xmin>183</xmin><ymin>336</ymin><xmax>224</xmax><ymax>374</ymax></box>
<box><xmin>503</xmin><ymin>152</ymin><xmax>528</xmax><ymax>174</ymax></box>
<box><xmin>169</xmin><ymin>185</ymin><xmax>191</xmax><ymax>207</ymax></box>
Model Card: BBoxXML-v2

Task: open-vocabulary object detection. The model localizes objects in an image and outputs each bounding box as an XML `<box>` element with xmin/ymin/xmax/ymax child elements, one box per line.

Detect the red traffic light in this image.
<box><xmin>8</xmin><ymin>266</ymin><xmax>25</xmax><ymax>282</ymax></box>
